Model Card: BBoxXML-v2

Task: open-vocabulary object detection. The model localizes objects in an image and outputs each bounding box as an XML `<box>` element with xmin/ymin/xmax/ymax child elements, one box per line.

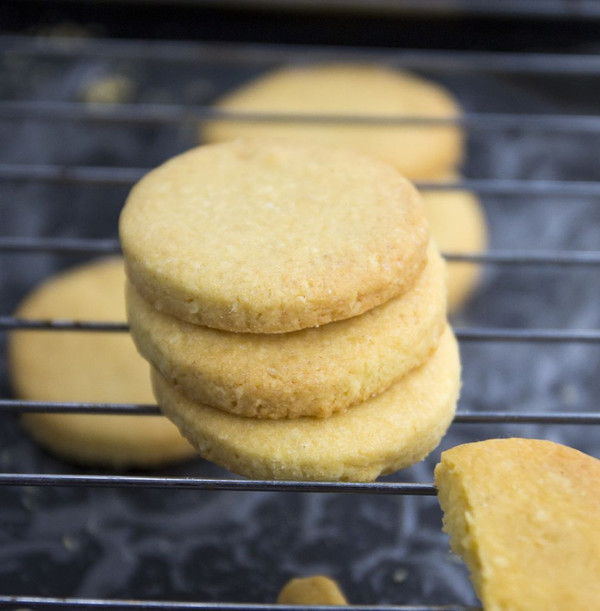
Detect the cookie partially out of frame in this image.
<box><xmin>435</xmin><ymin>438</ymin><xmax>600</xmax><ymax>611</ymax></box>
<box><xmin>422</xmin><ymin>177</ymin><xmax>487</xmax><ymax>312</ymax></box>
<box><xmin>152</xmin><ymin>326</ymin><xmax>460</xmax><ymax>482</ymax></box>
<box><xmin>127</xmin><ymin>241</ymin><xmax>446</xmax><ymax>419</ymax></box>
<box><xmin>202</xmin><ymin>63</ymin><xmax>463</xmax><ymax>180</ymax></box>
<box><xmin>119</xmin><ymin>139</ymin><xmax>429</xmax><ymax>333</ymax></box>
<box><xmin>8</xmin><ymin>258</ymin><xmax>196</xmax><ymax>469</ymax></box>
<box><xmin>277</xmin><ymin>576</ymin><xmax>348</xmax><ymax>606</ymax></box>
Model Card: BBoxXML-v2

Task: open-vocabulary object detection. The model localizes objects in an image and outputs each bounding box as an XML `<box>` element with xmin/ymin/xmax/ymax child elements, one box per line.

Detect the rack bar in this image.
<box><xmin>2</xmin><ymin>164</ymin><xmax>600</xmax><ymax>197</ymax></box>
<box><xmin>1</xmin><ymin>400</ymin><xmax>598</xmax><ymax>424</ymax></box>
<box><xmin>0</xmin><ymin>237</ymin><xmax>121</xmax><ymax>253</ymax></box>
<box><xmin>443</xmin><ymin>251</ymin><xmax>600</xmax><ymax>266</ymax></box>
<box><xmin>2</xmin><ymin>34</ymin><xmax>600</xmax><ymax>75</ymax></box>
<box><xmin>0</xmin><ymin>164</ymin><xmax>145</xmax><ymax>185</ymax></box>
<box><xmin>416</xmin><ymin>179</ymin><xmax>600</xmax><ymax>197</ymax></box>
<box><xmin>2</xmin><ymin>318</ymin><xmax>599</xmax><ymax>343</ymax></box>
<box><xmin>453</xmin><ymin>412</ymin><xmax>600</xmax><ymax>424</ymax></box>
<box><xmin>2</xmin><ymin>238</ymin><xmax>600</xmax><ymax>266</ymax></box>
<box><xmin>0</xmin><ymin>399</ymin><xmax>160</xmax><ymax>414</ymax></box>
<box><xmin>3</xmin><ymin>101</ymin><xmax>600</xmax><ymax>133</ymax></box>
<box><xmin>0</xmin><ymin>595</ymin><xmax>475</xmax><ymax>611</ymax></box>
<box><xmin>456</xmin><ymin>328</ymin><xmax>600</xmax><ymax>343</ymax></box>
<box><xmin>0</xmin><ymin>473</ymin><xmax>436</xmax><ymax>495</ymax></box>
<box><xmin>0</xmin><ymin>318</ymin><xmax>128</xmax><ymax>332</ymax></box>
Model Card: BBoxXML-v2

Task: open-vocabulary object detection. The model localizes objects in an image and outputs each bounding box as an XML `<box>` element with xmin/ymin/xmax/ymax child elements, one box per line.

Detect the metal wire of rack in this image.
<box><xmin>1</xmin><ymin>31</ymin><xmax>599</xmax><ymax>611</ymax></box>
<box><xmin>0</xmin><ymin>596</ymin><xmax>477</xmax><ymax>611</ymax></box>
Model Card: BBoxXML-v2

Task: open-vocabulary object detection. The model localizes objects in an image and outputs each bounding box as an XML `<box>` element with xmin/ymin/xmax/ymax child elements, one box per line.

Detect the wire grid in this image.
<box><xmin>1</xmin><ymin>33</ymin><xmax>599</xmax><ymax>611</ymax></box>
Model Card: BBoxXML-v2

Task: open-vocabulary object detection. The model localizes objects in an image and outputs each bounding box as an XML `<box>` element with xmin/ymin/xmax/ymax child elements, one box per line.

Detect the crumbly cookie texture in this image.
<box><xmin>9</xmin><ymin>257</ymin><xmax>196</xmax><ymax>468</ymax></box>
<box><xmin>202</xmin><ymin>63</ymin><xmax>463</xmax><ymax>180</ymax></box>
<box><xmin>127</xmin><ymin>241</ymin><xmax>446</xmax><ymax>419</ymax></box>
<box><xmin>435</xmin><ymin>438</ymin><xmax>600</xmax><ymax>611</ymax></box>
<box><xmin>422</xmin><ymin>176</ymin><xmax>487</xmax><ymax>311</ymax></box>
<box><xmin>152</xmin><ymin>327</ymin><xmax>460</xmax><ymax>482</ymax></box>
<box><xmin>119</xmin><ymin>139</ymin><xmax>429</xmax><ymax>333</ymax></box>
<box><xmin>277</xmin><ymin>576</ymin><xmax>348</xmax><ymax>606</ymax></box>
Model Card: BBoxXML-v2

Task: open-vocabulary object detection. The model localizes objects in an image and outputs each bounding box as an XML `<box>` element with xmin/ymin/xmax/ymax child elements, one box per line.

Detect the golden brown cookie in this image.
<box><xmin>435</xmin><ymin>438</ymin><xmax>600</xmax><ymax>611</ymax></box>
<box><xmin>277</xmin><ymin>576</ymin><xmax>348</xmax><ymax>606</ymax></box>
<box><xmin>120</xmin><ymin>139</ymin><xmax>429</xmax><ymax>333</ymax></box>
<box><xmin>152</xmin><ymin>326</ymin><xmax>460</xmax><ymax>482</ymax></box>
<box><xmin>127</xmin><ymin>241</ymin><xmax>447</xmax><ymax>419</ymax></box>
<box><xmin>422</xmin><ymin>177</ymin><xmax>487</xmax><ymax>311</ymax></box>
<box><xmin>203</xmin><ymin>63</ymin><xmax>463</xmax><ymax>180</ymax></box>
<box><xmin>8</xmin><ymin>258</ymin><xmax>196</xmax><ymax>469</ymax></box>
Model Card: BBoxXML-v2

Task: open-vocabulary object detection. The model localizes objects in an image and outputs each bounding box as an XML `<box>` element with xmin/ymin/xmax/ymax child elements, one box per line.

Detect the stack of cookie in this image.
<box><xmin>120</xmin><ymin>139</ymin><xmax>461</xmax><ymax>482</ymax></box>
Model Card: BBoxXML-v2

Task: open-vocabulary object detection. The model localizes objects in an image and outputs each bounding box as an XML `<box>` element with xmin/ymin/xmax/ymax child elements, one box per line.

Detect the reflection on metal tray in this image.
<box><xmin>0</xmin><ymin>33</ymin><xmax>599</xmax><ymax>610</ymax></box>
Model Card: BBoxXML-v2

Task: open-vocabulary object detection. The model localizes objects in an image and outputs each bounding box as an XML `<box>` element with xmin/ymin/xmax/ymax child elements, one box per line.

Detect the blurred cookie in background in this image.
<box><xmin>8</xmin><ymin>257</ymin><xmax>197</xmax><ymax>469</ymax></box>
<box><xmin>422</xmin><ymin>176</ymin><xmax>487</xmax><ymax>312</ymax></box>
<box><xmin>202</xmin><ymin>63</ymin><xmax>463</xmax><ymax>180</ymax></box>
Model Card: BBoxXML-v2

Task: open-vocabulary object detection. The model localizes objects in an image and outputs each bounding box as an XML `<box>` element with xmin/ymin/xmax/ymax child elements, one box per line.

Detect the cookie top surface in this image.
<box><xmin>152</xmin><ymin>326</ymin><xmax>460</xmax><ymax>482</ymax></box>
<box><xmin>9</xmin><ymin>258</ymin><xmax>196</xmax><ymax>468</ymax></box>
<box><xmin>127</xmin><ymin>241</ymin><xmax>447</xmax><ymax>419</ymax></box>
<box><xmin>202</xmin><ymin>64</ymin><xmax>463</xmax><ymax>180</ymax></box>
<box><xmin>120</xmin><ymin>139</ymin><xmax>429</xmax><ymax>333</ymax></box>
<box><xmin>435</xmin><ymin>438</ymin><xmax>600</xmax><ymax>610</ymax></box>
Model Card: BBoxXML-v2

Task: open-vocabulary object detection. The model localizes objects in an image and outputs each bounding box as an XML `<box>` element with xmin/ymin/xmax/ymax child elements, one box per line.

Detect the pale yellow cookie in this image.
<box><xmin>202</xmin><ymin>63</ymin><xmax>463</xmax><ymax>180</ymax></box>
<box><xmin>152</xmin><ymin>326</ymin><xmax>460</xmax><ymax>482</ymax></box>
<box><xmin>8</xmin><ymin>258</ymin><xmax>196</xmax><ymax>469</ymax></box>
<box><xmin>435</xmin><ymin>439</ymin><xmax>600</xmax><ymax>611</ymax></box>
<box><xmin>127</xmin><ymin>241</ymin><xmax>446</xmax><ymax>419</ymax></box>
<box><xmin>120</xmin><ymin>139</ymin><xmax>429</xmax><ymax>333</ymax></box>
<box><xmin>277</xmin><ymin>576</ymin><xmax>348</xmax><ymax>606</ymax></box>
<box><xmin>422</xmin><ymin>177</ymin><xmax>487</xmax><ymax>311</ymax></box>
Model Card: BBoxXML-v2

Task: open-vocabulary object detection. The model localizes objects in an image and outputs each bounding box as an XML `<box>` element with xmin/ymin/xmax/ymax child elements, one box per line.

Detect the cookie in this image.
<box><xmin>435</xmin><ymin>439</ymin><xmax>600</xmax><ymax>611</ymax></box>
<box><xmin>120</xmin><ymin>139</ymin><xmax>429</xmax><ymax>333</ymax></box>
<box><xmin>422</xmin><ymin>177</ymin><xmax>487</xmax><ymax>311</ymax></box>
<box><xmin>202</xmin><ymin>63</ymin><xmax>463</xmax><ymax>180</ymax></box>
<box><xmin>127</xmin><ymin>241</ymin><xmax>447</xmax><ymax>419</ymax></box>
<box><xmin>277</xmin><ymin>576</ymin><xmax>348</xmax><ymax>606</ymax></box>
<box><xmin>151</xmin><ymin>326</ymin><xmax>460</xmax><ymax>482</ymax></box>
<box><xmin>8</xmin><ymin>258</ymin><xmax>197</xmax><ymax>469</ymax></box>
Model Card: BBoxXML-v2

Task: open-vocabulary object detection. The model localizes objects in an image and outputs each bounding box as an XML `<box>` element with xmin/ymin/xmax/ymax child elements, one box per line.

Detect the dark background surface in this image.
<box><xmin>3</xmin><ymin>0</ymin><xmax>600</xmax><ymax>50</ymax></box>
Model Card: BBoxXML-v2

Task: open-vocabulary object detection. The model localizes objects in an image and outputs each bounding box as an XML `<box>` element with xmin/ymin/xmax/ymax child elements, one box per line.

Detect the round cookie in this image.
<box><xmin>202</xmin><ymin>63</ymin><xmax>463</xmax><ymax>180</ymax></box>
<box><xmin>421</xmin><ymin>178</ymin><xmax>487</xmax><ymax>311</ymax></box>
<box><xmin>127</xmin><ymin>242</ymin><xmax>447</xmax><ymax>419</ymax></box>
<box><xmin>8</xmin><ymin>258</ymin><xmax>197</xmax><ymax>469</ymax></box>
<box><xmin>435</xmin><ymin>439</ymin><xmax>600</xmax><ymax>611</ymax></box>
<box><xmin>120</xmin><ymin>139</ymin><xmax>429</xmax><ymax>333</ymax></box>
<box><xmin>151</xmin><ymin>326</ymin><xmax>461</xmax><ymax>482</ymax></box>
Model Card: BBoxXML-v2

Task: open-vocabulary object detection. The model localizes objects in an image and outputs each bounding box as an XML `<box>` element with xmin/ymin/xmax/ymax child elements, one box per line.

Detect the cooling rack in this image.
<box><xmin>1</xmin><ymin>32</ymin><xmax>599</xmax><ymax>611</ymax></box>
